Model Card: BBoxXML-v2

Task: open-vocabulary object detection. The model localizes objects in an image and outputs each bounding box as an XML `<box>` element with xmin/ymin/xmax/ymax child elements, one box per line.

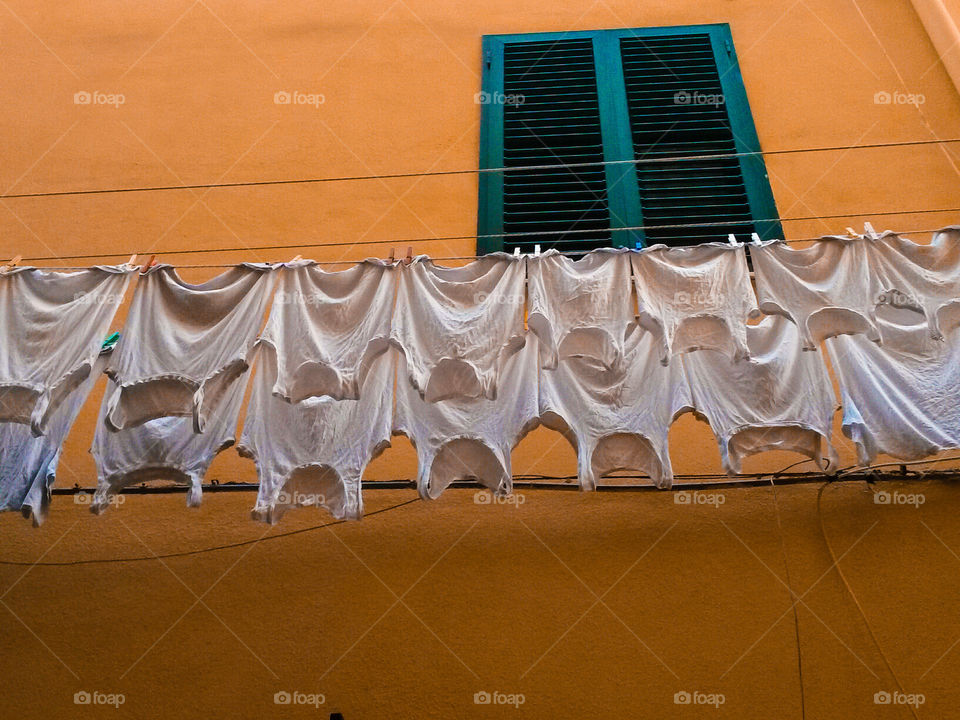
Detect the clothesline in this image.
<box><xmin>47</xmin><ymin>453</ymin><xmax>960</xmax><ymax>495</ymax></box>
<box><xmin>9</xmin><ymin>214</ymin><xmax>959</xmax><ymax>269</ymax></box>
<box><xmin>2</xmin><ymin>137</ymin><xmax>959</xmax><ymax>201</ymax></box>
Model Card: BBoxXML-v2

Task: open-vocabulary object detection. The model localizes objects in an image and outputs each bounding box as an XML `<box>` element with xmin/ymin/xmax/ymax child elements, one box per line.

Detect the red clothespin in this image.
<box><xmin>402</xmin><ymin>246</ymin><xmax>413</xmax><ymax>265</ymax></box>
<box><xmin>0</xmin><ymin>255</ymin><xmax>21</xmax><ymax>274</ymax></box>
<box><xmin>140</xmin><ymin>255</ymin><xmax>157</xmax><ymax>274</ymax></box>
<box><xmin>388</xmin><ymin>248</ymin><xmax>396</xmax><ymax>264</ymax></box>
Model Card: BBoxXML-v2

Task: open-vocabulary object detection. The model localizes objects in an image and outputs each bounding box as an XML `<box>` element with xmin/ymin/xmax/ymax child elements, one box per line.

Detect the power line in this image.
<box><xmin>2</xmin><ymin>138</ymin><xmax>959</xmax><ymax>201</ymax></box>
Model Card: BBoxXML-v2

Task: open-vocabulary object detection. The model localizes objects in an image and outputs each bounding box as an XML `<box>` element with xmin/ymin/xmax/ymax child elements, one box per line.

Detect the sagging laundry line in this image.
<box><xmin>3</xmin><ymin>231</ymin><xmax>960</xmax><ymax>526</ymax></box>
<box><xmin>8</xmin><ymin>211</ymin><xmax>960</xmax><ymax>267</ymax></box>
<box><xmin>44</xmin><ymin>454</ymin><xmax>960</xmax><ymax>498</ymax></box>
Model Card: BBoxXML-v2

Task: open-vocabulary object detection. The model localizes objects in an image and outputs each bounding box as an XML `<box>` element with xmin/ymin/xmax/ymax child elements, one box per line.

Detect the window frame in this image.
<box><xmin>477</xmin><ymin>23</ymin><xmax>782</xmax><ymax>253</ymax></box>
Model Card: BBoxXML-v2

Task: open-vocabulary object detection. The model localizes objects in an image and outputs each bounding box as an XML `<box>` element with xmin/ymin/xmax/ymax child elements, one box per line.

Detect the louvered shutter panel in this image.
<box><xmin>620</xmin><ymin>34</ymin><xmax>757</xmax><ymax>246</ymax></box>
<box><xmin>500</xmin><ymin>39</ymin><xmax>612</xmax><ymax>253</ymax></box>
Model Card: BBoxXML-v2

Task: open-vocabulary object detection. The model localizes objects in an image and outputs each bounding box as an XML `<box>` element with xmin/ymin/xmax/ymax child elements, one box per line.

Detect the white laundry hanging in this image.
<box><xmin>105</xmin><ymin>263</ymin><xmax>275</xmax><ymax>432</ymax></box>
<box><xmin>393</xmin><ymin>333</ymin><xmax>539</xmax><ymax>500</ymax></box>
<box><xmin>0</xmin><ymin>352</ymin><xmax>108</xmax><ymax>526</ymax></box>
<box><xmin>867</xmin><ymin>226</ymin><xmax>960</xmax><ymax>341</ymax></box>
<box><xmin>631</xmin><ymin>242</ymin><xmax>758</xmax><ymax>364</ymax></box>
<box><xmin>90</xmin><ymin>348</ymin><xmax>250</xmax><ymax>513</ymax></box>
<box><xmin>826</xmin><ymin>311</ymin><xmax>960</xmax><ymax>464</ymax></box>
<box><xmin>390</xmin><ymin>253</ymin><xmax>526</xmax><ymax>402</ymax></box>
<box><xmin>539</xmin><ymin>326</ymin><xmax>692</xmax><ymax>489</ymax></box>
<box><xmin>260</xmin><ymin>258</ymin><xmax>397</xmax><ymax>402</ymax></box>
<box><xmin>0</xmin><ymin>265</ymin><xmax>132</xmax><ymax>435</ymax></box>
<box><xmin>682</xmin><ymin>314</ymin><xmax>839</xmax><ymax>474</ymax></box>
<box><xmin>526</xmin><ymin>248</ymin><xmax>636</xmax><ymax>372</ymax></box>
<box><xmin>238</xmin><ymin>342</ymin><xmax>395</xmax><ymax>522</ymax></box>
<box><xmin>751</xmin><ymin>235</ymin><xmax>881</xmax><ymax>350</ymax></box>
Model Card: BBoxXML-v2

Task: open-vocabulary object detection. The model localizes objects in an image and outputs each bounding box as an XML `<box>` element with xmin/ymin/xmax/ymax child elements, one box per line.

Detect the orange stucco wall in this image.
<box><xmin>2</xmin><ymin>1</ymin><xmax>960</xmax><ymax>717</ymax></box>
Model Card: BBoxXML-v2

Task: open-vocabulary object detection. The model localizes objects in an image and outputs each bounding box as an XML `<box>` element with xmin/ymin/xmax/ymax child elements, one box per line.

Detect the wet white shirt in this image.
<box><xmin>260</xmin><ymin>259</ymin><xmax>397</xmax><ymax>402</ymax></box>
<box><xmin>239</xmin><ymin>343</ymin><xmax>395</xmax><ymax>523</ymax></box>
<box><xmin>682</xmin><ymin>315</ymin><xmax>839</xmax><ymax>474</ymax></box>
<box><xmin>390</xmin><ymin>254</ymin><xmax>526</xmax><ymax>402</ymax></box>
<box><xmin>631</xmin><ymin>243</ymin><xmax>758</xmax><ymax>364</ymax></box>
<box><xmin>539</xmin><ymin>326</ymin><xmax>692</xmax><ymax>489</ymax></box>
<box><xmin>394</xmin><ymin>334</ymin><xmax>539</xmax><ymax>500</ymax></box>
<box><xmin>105</xmin><ymin>263</ymin><xmax>275</xmax><ymax>432</ymax></box>
<box><xmin>0</xmin><ymin>265</ymin><xmax>132</xmax><ymax>435</ymax></box>
<box><xmin>527</xmin><ymin>248</ymin><xmax>636</xmax><ymax>372</ymax></box>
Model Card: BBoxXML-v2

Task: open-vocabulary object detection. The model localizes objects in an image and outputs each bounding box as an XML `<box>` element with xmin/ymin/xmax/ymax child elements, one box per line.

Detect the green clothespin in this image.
<box><xmin>101</xmin><ymin>331</ymin><xmax>120</xmax><ymax>353</ymax></box>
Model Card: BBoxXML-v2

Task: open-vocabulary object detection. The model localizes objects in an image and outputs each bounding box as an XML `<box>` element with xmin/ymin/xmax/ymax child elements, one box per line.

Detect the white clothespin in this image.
<box><xmin>750</xmin><ymin>233</ymin><xmax>763</xmax><ymax>246</ymax></box>
<box><xmin>863</xmin><ymin>222</ymin><xmax>879</xmax><ymax>240</ymax></box>
<box><xmin>533</xmin><ymin>244</ymin><xmax>541</xmax><ymax>256</ymax></box>
<box><xmin>845</xmin><ymin>227</ymin><xmax>858</xmax><ymax>237</ymax></box>
<box><xmin>513</xmin><ymin>247</ymin><xmax>520</xmax><ymax>257</ymax></box>
<box><xmin>290</xmin><ymin>255</ymin><xmax>303</xmax><ymax>263</ymax></box>
<box><xmin>727</xmin><ymin>234</ymin><xmax>739</xmax><ymax>246</ymax></box>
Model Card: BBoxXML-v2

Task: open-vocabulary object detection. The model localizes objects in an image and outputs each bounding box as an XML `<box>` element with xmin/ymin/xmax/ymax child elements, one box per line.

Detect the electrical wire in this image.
<box><xmin>0</xmin><ymin>498</ymin><xmax>420</xmax><ymax>567</ymax></box>
<box><xmin>2</xmin><ymin>137</ymin><xmax>959</xmax><ymax>201</ymax></box>
<box><xmin>816</xmin><ymin>481</ymin><xmax>921</xmax><ymax>720</ymax></box>
<box><xmin>769</xmin><ymin>475</ymin><xmax>806</xmax><ymax>720</ymax></box>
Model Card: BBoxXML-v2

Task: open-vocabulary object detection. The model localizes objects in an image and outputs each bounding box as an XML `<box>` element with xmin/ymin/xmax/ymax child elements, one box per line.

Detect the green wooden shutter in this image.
<box><xmin>480</xmin><ymin>38</ymin><xmax>613</xmax><ymax>254</ymax></box>
<box><xmin>620</xmin><ymin>31</ymin><xmax>780</xmax><ymax>245</ymax></box>
<box><xmin>478</xmin><ymin>25</ymin><xmax>781</xmax><ymax>253</ymax></box>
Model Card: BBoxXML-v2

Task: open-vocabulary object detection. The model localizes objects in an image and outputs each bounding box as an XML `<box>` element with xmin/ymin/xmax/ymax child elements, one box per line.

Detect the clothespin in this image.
<box><xmin>139</xmin><ymin>255</ymin><xmax>157</xmax><ymax>273</ymax></box>
<box><xmin>126</xmin><ymin>254</ymin><xmax>137</xmax><ymax>269</ymax></box>
<box><xmin>388</xmin><ymin>248</ymin><xmax>396</xmax><ymax>263</ymax></box>
<box><xmin>533</xmin><ymin>244</ymin><xmax>541</xmax><ymax>256</ymax></box>
<box><xmin>750</xmin><ymin>233</ymin><xmax>763</xmax><ymax>246</ymax></box>
<box><xmin>513</xmin><ymin>247</ymin><xmax>520</xmax><ymax>257</ymax></box>
<box><xmin>727</xmin><ymin>234</ymin><xmax>739</xmax><ymax>246</ymax></box>
<box><xmin>0</xmin><ymin>255</ymin><xmax>21</xmax><ymax>274</ymax></box>
<box><xmin>290</xmin><ymin>255</ymin><xmax>303</xmax><ymax>263</ymax></box>
<box><xmin>845</xmin><ymin>227</ymin><xmax>858</xmax><ymax>237</ymax></box>
<box><xmin>402</xmin><ymin>246</ymin><xmax>413</xmax><ymax>265</ymax></box>
<box><xmin>101</xmin><ymin>331</ymin><xmax>120</xmax><ymax>353</ymax></box>
<box><xmin>863</xmin><ymin>222</ymin><xmax>879</xmax><ymax>240</ymax></box>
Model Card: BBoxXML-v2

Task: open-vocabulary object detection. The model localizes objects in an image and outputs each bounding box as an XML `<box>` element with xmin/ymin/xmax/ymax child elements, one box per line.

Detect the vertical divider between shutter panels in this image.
<box><xmin>478</xmin><ymin>36</ymin><xmax>506</xmax><ymax>255</ymax></box>
<box><xmin>710</xmin><ymin>25</ymin><xmax>783</xmax><ymax>242</ymax></box>
<box><xmin>595</xmin><ymin>31</ymin><xmax>645</xmax><ymax>249</ymax></box>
